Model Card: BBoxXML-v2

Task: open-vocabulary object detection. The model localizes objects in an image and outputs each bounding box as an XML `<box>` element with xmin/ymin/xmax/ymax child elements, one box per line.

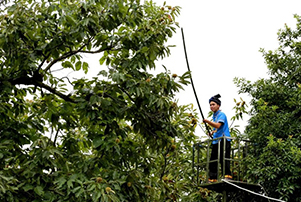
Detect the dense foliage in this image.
<box><xmin>235</xmin><ymin>14</ymin><xmax>301</xmax><ymax>202</ymax></box>
<box><xmin>0</xmin><ymin>0</ymin><xmax>212</xmax><ymax>201</ymax></box>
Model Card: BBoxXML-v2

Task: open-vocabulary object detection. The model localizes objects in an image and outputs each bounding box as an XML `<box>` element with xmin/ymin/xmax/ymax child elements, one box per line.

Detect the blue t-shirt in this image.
<box><xmin>212</xmin><ymin>110</ymin><xmax>231</xmax><ymax>144</ymax></box>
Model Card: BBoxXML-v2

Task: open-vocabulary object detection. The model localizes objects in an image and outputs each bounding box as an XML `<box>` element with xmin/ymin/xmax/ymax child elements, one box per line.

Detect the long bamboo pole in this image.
<box><xmin>181</xmin><ymin>27</ymin><xmax>212</xmax><ymax>138</ymax></box>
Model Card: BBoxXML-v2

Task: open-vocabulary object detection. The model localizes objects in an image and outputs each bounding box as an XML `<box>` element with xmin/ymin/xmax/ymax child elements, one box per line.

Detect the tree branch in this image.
<box><xmin>79</xmin><ymin>47</ymin><xmax>120</xmax><ymax>54</ymax></box>
<box><xmin>160</xmin><ymin>148</ymin><xmax>170</xmax><ymax>180</ymax></box>
<box><xmin>43</xmin><ymin>43</ymin><xmax>87</xmax><ymax>73</ymax></box>
<box><xmin>53</xmin><ymin>128</ymin><xmax>60</xmax><ymax>147</ymax></box>
<box><xmin>38</xmin><ymin>53</ymin><xmax>51</xmax><ymax>71</ymax></box>
<box><xmin>36</xmin><ymin>81</ymin><xmax>76</xmax><ymax>103</ymax></box>
<box><xmin>9</xmin><ymin>76</ymin><xmax>76</xmax><ymax>103</ymax></box>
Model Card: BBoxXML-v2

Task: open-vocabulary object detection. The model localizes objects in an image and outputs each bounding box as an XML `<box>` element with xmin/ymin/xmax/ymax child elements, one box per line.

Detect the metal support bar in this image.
<box><xmin>222</xmin><ymin>136</ymin><xmax>226</xmax><ymax>179</ymax></box>
<box><xmin>222</xmin><ymin>190</ymin><xmax>227</xmax><ymax>202</ymax></box>
<box><xmin>217</xmin><ymin>139</ymin><xmax>220</xmax><ymax>182</ymax></box>
<box><xmin>206</xmin><ymin>140</ymin><xmax>210</xmax><ymax>183</ymax></box>
<box><xmin>197</xmin><ymin>143</ymin><xmax>200</xmax><ymax>184</ymax></box>
<box><xmin>192</xmin><ymin>145</ymin><xmax>195</xmax><ymax>183</ymax></box>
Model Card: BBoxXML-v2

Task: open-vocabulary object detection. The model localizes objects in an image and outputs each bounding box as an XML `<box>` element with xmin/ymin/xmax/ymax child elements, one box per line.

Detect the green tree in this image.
<box><xmin>235</xmin><ymin>14</ymin><xmax>301</xmax><ymax>202</ymax></box>
<box><xmin>0</xmin><ymin>0</ymin><xmax>208</xmax><ymax>201</ymax></box>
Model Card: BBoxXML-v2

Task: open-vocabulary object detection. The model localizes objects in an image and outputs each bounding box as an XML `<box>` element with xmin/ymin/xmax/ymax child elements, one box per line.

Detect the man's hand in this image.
<box><xmin>203</xmin><ymin>119</ymin><xmax>221</xmax><ymax>129</ymax></box>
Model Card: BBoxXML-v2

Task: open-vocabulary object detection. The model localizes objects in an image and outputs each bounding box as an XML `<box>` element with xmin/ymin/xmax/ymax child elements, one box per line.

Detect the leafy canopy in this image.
<box><xmin>0</xmin><ymin>0</ymin><xmax>211</xmax><ymax>201</ymax></box>
<box><xmin>235</xmin><ymin>14</ymin><xmax>301</xmax><ymax>202</ymax></box>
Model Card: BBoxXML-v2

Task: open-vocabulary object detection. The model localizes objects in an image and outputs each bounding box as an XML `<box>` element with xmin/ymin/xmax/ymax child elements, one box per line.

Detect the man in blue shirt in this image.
<box><xmin>203</xmin><ymin>94</ymin><xmax>232</xmax><ymax>183</ymax></box>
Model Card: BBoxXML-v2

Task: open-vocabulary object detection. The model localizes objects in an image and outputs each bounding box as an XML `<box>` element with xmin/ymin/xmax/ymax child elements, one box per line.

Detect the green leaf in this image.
<box><xmin>55</xmin><ymin>177</ymin><xmax>67</xmax><ymax>188</ymax></box>
<box><xmin>66</xmin><ymin>15</ymin><xmax>76</xmax><ymax>26</ymax></box>
<box><xmin>99</xmin><ymin>56</ymin><xmax>106</xmax><ymax>65</ymax></box>
<box><xmin>97</xmin><ymin>70</ymin><xmax>108</xmax><ymax>77</ymax></box>
<box><xmin>75</xmin><ymin>61</ymin><xmax>82</xmax><ymax>71</ymax></box>
<box><xmin>62</xmin><ymin>61</ymin><xmax>74</xmax><ymax>69</ymax></box>
<box><xmin>93</xmin><ymin>137</ymin><xmax>103</xmax><ymax>148</ymax></box>
<box><xmin>34</xmin><ymin>186</ymin><xmax>44</xmax><ymax>196</ymax></box>
<box><xmin>89</xmin><ymin>95</ymin><xmax>98</xmax><ymax>105</ymax></box>
<box><xmin>83</xmin><ymin>62</ymin><xmax>89</xmax><ymax>74</ymax></box>
<box><xmin>23</xmin><ymin>184</ymin><xmax>34</xmax><ymax>192</ymax></box>
<box><xmin>67</xmin><ymin>180</ymin><xmax>73</xmax><ymax>189</ymax></box>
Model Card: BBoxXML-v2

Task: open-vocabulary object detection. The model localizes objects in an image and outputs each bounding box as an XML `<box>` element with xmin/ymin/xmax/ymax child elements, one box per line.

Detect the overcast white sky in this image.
<box><xmin>149</xmin><ymin>0</ymin><xmax>301</xmax><ymax>138</ymax></box>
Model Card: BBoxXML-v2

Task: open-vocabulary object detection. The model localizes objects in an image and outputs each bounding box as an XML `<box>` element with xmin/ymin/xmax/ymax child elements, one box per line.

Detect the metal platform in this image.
<box><xmin>199</xmin><ymin>179</ymin><xmax>268</xmax><ymax>202</ymax></box>
<box><xmin>199</xmin><ymin>179</ymin><xmax>261</xmax><ymax>193</ymax></box>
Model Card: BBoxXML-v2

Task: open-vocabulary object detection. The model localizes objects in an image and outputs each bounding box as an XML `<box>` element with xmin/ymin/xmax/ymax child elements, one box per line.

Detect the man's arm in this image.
<box><xmin>203</xmin><ymin>119</ymin><xmax>222</xmax><ymax>129</ymax></box>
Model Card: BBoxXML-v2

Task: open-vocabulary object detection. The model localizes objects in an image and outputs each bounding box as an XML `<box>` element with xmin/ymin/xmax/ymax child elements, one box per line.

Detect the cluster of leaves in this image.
<box><xmin>244</xmin><ymin>135</ymin><xmax>301</xmax><ymax>201</ymax></box>
<box><xmin>235</xmin><ymin>14</ymin><xmax>301</xmax><ymax>202</ymax></box>
<box><xmin>0</xmin><ymin>0</ymin><xmax>212</xmax><ymax>201</ymax></box>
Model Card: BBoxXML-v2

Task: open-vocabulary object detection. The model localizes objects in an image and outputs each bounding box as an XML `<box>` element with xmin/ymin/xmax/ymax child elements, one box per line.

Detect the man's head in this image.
<box><xmin>209</xmin><ymin>94</ymin><xmax>221</xmax><ymax>112</ymax></box>
<box><xmin>209</xmin><ymin>94</ymin><xmax>221</xmax><ymax>106</ymax></box>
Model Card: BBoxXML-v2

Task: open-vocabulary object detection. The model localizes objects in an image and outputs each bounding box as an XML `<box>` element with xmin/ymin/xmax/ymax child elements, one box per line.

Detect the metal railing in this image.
<box><xmin>192</xmin><ymin>136</ymin><xmax>253</xmax><ymax>185</ymax></box>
